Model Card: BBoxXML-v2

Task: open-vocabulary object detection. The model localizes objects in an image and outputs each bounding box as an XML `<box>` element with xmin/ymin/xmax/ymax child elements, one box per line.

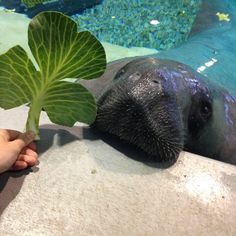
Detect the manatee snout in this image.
<box><xmin>94</xmin><ymin>60</ymin><xmax>185</xmax><ymax>162</ymax></box>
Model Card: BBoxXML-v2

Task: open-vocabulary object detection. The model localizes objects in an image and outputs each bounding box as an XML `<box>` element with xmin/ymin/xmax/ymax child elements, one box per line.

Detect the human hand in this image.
<box><xmin>0</xmin><ymin>129</ymin><xmax>38</xmax><ymax>174</ymax></box>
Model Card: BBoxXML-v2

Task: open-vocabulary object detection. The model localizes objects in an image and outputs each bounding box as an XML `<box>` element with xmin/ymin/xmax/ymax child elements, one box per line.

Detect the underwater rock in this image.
<box><xmin>0</xmin><ymin>0</ymin><xmax>102</xmax><ymax>17</ymax></box>
<box><xmin>73</xmin><ymin>0</ymin><xmax>202</xmax><ymax>50</ymax></box>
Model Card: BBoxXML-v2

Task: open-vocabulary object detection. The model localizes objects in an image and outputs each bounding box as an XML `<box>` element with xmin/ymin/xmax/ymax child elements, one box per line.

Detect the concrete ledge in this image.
<box><xmin>0</xmin><ymin>106</ymin><xmax>236</xmax><ymax>235</ymax></box>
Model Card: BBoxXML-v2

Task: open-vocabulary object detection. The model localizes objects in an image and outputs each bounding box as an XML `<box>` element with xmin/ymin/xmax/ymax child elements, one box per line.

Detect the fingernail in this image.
<box><xmin>26</xmin><ymin>131</ymin><xmax>35</xmax><ymax>139</ymax></box>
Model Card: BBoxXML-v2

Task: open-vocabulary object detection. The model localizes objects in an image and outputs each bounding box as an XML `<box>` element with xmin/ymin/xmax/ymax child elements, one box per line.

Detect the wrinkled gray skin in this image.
<box><xmin>80</xmin><ymin>57</ymin><xmax>236</xmax><ymax>165</ymax></box>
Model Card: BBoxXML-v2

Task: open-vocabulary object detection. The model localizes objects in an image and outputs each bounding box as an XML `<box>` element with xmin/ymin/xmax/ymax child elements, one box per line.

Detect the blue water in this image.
<box><xmin>156</xmin><ymin>0</ymin><xmax>236</xmax><ymax>96</ymax></box>
<box><xmin>0</xmin><ymin>0</ymin><xmax>236</xmax><ymax>96</ymax></box>
<box><xmin>75</xmin><ymin>0</ymin><xmax>236</xmax><ymax>96</ymax></box>
<box><xmin>77</xmin><ymin>0</ymin><xmax>236</xmax><ymax>96</ymax></box>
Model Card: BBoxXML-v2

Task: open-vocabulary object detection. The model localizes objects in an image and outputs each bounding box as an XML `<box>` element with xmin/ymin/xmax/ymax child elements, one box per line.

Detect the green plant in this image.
<box><xmin>0</xmin><ymin>11</ymin><xmax>106</xmax><ymax>139</ymax></box>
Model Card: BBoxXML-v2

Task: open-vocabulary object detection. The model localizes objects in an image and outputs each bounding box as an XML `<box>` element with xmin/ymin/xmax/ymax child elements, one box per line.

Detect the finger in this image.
<box><xmin>22</xmin><ymin>155</ymin><xmax>38</xmax><ymax>167</ymax></box>
<box><xmin>28</xmin><ymin>142</ymin><xmax>37</xmax><ymax>151</ymax></box>
<box><xmin>16</xmin><ymin>154</ymin><xmax>38</xmax><ymax>167</ymax></box>
<box><xmin>10</xmin><ymin>131</ymin><xmax>35</xmax><ymax>151</ymax></box>
<box><xmin>11</xmin><ymin>160</ymin><xmax>28</xmax><ymax>170</ymax></box>
<box><xmin>20</xmin><ymin>147</ymin><xmax>38</xmax><ymax>158</ymax></box>
<box><xmin>0</xmin><ymin>129</ymin><xmax>21</xmax><ymax>141</ymax></box>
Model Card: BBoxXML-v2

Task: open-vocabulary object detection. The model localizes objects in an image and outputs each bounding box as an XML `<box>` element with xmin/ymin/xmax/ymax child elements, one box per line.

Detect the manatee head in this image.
<box><xmin>94</xmin><ymin>58</ymin><xmax>187</xmax><ymax>162</ymax></box>
<box><xmin>93</xmin><ymin>57</ymin><xmax>233</xmax><ymax>164</ymax></box>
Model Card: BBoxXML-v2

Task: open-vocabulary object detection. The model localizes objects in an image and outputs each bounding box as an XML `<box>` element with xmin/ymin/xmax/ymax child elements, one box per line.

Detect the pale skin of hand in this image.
<box><xmin>0</xmin><ymin>129</ymin><xmax>38</xmax><ymax>174</ymax></box>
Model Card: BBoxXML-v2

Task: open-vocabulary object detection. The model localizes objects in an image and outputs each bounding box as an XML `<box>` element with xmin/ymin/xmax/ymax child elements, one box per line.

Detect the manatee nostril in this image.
<box><xmin>152</xmin><ymin>79</ymin><xmax>159</xmax><ymax>84</ymax></box>
<box><xmin>128</xmin><ymin>72</ymin><xmax>142</xmax><ymax>80</ymax></box>
<box><xmin>114</xmin><ymin>69</ymin><xmax>126</xmax><ymax>80</ymax></box>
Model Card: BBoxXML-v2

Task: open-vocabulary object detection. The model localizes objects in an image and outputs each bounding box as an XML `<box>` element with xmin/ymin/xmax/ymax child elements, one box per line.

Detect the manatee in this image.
<box><xmin>80</xmin><ymin>57</ymin><xmax>236</xmax><ymax>165</ymax></box>
<box><xmin>78</xmin><ymin>0</ymin><xmax>236</xmax><ymax>165</ymax></box>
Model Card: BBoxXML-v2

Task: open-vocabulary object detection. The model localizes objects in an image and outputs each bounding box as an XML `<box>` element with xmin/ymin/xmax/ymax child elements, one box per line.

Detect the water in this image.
<box><xmin>0</xmin><ymin>0</ymin><xmax>236</xmax><ymax>95</ymax></box>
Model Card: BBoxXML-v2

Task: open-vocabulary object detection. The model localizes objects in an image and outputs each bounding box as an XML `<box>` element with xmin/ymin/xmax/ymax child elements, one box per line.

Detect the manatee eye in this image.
<box><xmin>200</xmin><ymin>100</ymin><xmax>212</xmax><ymax>117</ymax></box>
<box><xmin>188</xmin><ymin>96</ymin><xmax>212</xmax><ymax>137</ymax></box>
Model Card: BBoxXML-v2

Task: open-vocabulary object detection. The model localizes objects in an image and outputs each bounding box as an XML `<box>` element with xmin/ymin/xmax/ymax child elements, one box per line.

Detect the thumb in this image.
<box><xmin>11</xmin><ymin>131</ymin><xmax>35</xmax><ymax>151</ymax></box>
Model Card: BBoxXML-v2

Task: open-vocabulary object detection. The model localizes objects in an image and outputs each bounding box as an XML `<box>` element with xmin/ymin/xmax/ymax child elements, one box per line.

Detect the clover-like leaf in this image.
<box><xmin>0</xmin><ymin>11</ymin><xmax>106</xmax><ymax>139</ymax></box>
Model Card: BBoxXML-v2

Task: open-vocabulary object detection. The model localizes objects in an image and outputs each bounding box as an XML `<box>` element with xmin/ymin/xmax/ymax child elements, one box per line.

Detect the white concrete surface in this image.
<box><xmin>0</xmin><ymin>106</ymin><xmax>236</xmax><ymax>236</ymax></box>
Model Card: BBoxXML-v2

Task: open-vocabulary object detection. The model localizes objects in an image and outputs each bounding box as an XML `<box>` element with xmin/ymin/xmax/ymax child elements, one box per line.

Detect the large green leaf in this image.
<box><xmin>0</xmin><ymin>11</ymin><xmax>106</xmax><ymax>138</ymax></box>
<box><xmin>28</xmin><ymin>12</ymin><xmax>106</xmax><ymax>81</ymax></box>
<box><xmin>0</xmin><ymin>45</ymin><xmax>40</xmax><ymax>109</ymax></box>
<box><xmin>43</xmin><ymin>81</ymin><xmax>96</xmax><ymax>126</ymax></box>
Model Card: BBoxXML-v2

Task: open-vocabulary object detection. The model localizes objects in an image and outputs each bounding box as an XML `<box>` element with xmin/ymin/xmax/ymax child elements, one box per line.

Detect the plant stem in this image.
<box><xmin>25</xmin><ymin>98</ymin><xmax>42</xmax><ymax>140</ymax></box>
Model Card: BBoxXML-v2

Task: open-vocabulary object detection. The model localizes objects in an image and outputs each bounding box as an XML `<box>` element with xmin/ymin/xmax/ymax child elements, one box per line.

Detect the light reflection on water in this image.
<box><xmin>197</xmin><ymin>58</ymin><xmax>218</xmax><ymax>73</ymax></box>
